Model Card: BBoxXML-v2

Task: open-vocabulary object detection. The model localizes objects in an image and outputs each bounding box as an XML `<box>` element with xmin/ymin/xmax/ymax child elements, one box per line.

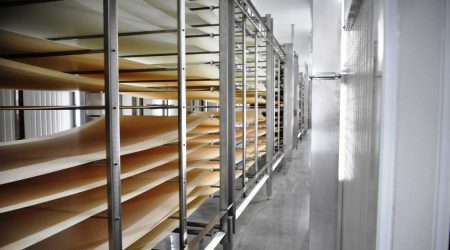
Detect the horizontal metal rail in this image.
<box><xmin>0</xmin><ymin>0</ymin><xmax>61</xmax><ymax>7</ymax></box>
<box><xmin>0</xmin><ymin>105</ymin><xmax>220</xmax><ymax>111</ymax></box>
<box><xmin>120</xmin><ymin>78</ymin><xmax>219</xmax><ymax>83</ymax></box>
<box><xmin>2</xmin><ymin>50</ymin><xmax>219</xmax><ymax>60</ymax></box>
<box><xmin>48</xmin><ymin>31</ymin><xmax>218</xmax><ymax>41</ymax></box>
<box><xmin>204</xmin><ymin>232</ymin><xmax>226</xmax><ymax>250</ymax></box>
<box><xmin>234</xmin><ymin>0</ymin><xmax>285</xmax><ymax>57</ymax></box>
<box><xmin>236</xmin><ymin>174</ymin><xmax>269</xmax><ymax>218</ymax></box>
<box><xmin>188</xmin><ymin>210</ymin><xmax>228</xmax><ymax>249</ymax></box>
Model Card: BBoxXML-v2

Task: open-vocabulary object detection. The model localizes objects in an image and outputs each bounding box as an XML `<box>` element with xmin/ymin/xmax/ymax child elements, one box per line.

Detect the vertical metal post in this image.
<box><xmin>14</xmin><ymin>90</ymin><xmax>25</xmax><ymax>140</ymax></box>
<box><xmin>264</xmin><ymin>14</ymin><xmax>274</xmax><ymax>197</ymax></box>
<box><xmin>219</xmin><ymin>0</ymin><xmax>235</xmax><ymax>248</ymax></box>
<box><xmin>293</xmin><ymin>55</ymin><xmax>299</xmax><ymax>146</ymax></box>
<box><xmin>177</xmin><ymin>0</ymin><xmax>188</xmax><ymax>249</ymax></box>
<box><xmin>283</xmin><ymin>44</ymin><xmax>295</xmax><ymax>158</ymax></box>
<box><xmin>103</xmin><ymin>0</ymin><xmax>122</xmax><ymax>249</ymax></box>
<box><xmin>241</xmin><ymin>13</ymin><xmax>247</xmax><ymax>193</ymax></box>
<box><xmin>253</xmin><ymin>32</ymin><xmax>259</xmax><ymax>173</ymax></box>
<box><xmin>177</xmin><ymin>0</ymin><xmax>187</xmax><ymax>249</ymax></box>
<box><xmin>277</xmin><ymin>58</ymin><xmax>281</xmax><ymax>151</ymax></box>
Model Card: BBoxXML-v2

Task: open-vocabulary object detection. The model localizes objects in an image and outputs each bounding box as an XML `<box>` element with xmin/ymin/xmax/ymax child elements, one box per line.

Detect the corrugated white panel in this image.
<box><xmin>339</xmin><ymin>0</ymin><xmax>381</xmax><ymax>249</ymax></box>
<box><xmin>143</xmin><ymin>99</ymin><xmax>164</xmax><ymax>116</ymax></box>
<box><xmin>0</xmin><ymin>90</ymin><xmax>16</xmax><ymax>142</ymax></box>
<box><xmin>121</xmin><ymin>95</ymin><xmax>133</xmax><ymax>115</ymax></box>
<box><xmin>23</xmin><ymin>90</ymin><xmax>73</xmax><ymax>139</ymax></box>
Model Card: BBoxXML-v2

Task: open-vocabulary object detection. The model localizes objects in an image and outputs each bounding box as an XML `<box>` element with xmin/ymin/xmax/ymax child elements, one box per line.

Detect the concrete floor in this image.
<box><xmin>234</xmin><ymin>134</ymin><xmax>311</xmax><ymax>250</ymax></box>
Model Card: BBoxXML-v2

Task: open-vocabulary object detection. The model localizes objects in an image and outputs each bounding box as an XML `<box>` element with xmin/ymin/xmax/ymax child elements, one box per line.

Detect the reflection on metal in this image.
<box><xmin>283</xmin><ymin>43</ymin><xmax>295</xmax><ymax>158</ymax></box>
<box><xmin>293</xmin><ymin>55</ymin><xmax>299</xmax><ymax>148</ymax></box>
<box><xmin>103</xmin><ymin>0</ymin><xmax>122</xmax><ymax>248</ymax></box>
<box><xmin>219</xmin><ymin>0</ymin><xmax>236</xmax><ymax>248</ymax></box>
<box><xmin>310</xmin><ymin>72</ymin><xmax>346</xmax><ymax>79</ymax></box>
<box><xmin>254</xmin><ymin>31</ymin><xmax>259</xmax><ymax>173</ymax></box>
<box><xmin>265</xmin><ymin>14</ymin><xmax>275</xmax><ymax>196</ymax></box>
<box><xmin>241</xmin><ymin>13</ymin><xmax>247</xmax><ymax>194</ymax></box>
<box><xmin>176</xmin><ymin>0</ymin><xmax>188</xmax><ymax>248</ymax></box>
<box><xmin>343</xmin><ymin>0</ymin><xmax>362</xmax><ymax>31</ymax></box>
<box><xmin>204</xmin><ymin>232</ymin><xmax>226</xmax><ymax>250</ymax></box>
<box><xmin>310</xmin><ymin>79</ymin><xmax>340</xmax><ymax>250</ymax></box>
<box><xmin>236</xmin><ymin>174</ymin><xmax>269</xmax><ymax>219</ymax></box>
<box><xmin>271</xmin><ymin>152</ymin><xmax>284</xmax><ymax>171</ymax></box>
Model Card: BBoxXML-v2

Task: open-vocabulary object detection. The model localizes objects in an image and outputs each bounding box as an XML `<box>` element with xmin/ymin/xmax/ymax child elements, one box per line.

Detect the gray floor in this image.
<box><xmin>233</xmin><ymin>134</ymin><xmax>311</xmax><ymax>250</ymax></box>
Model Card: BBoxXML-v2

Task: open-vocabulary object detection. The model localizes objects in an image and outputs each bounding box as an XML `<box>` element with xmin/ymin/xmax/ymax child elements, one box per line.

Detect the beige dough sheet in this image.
<box><xmin>125</xmin><ymin>79</ymin><xmax>220</xmax><ymax>88</ymax></box>
<box><xmin>129</xmin><ymin>157</ymin><xmax>257</xmax><ymax>250</ymax></box>
<box><xmin>130</xmin><ymin>164</ymin><xmax>259</xmax><ymax>249</ymax></box>
<box><xmin>0</xmin><ymin>29</ymin><xmax>219</xmax><ymax>68</ymax></box>
<box><xmin>0</xmin><ymin>58</ymin><xmax>147</xmax><ymax>92</ymax></box>
<box><xmin>25</xmin><ymin>170</ymin><xmax>219</xmax><ymax>250</ymax></box>
<box><xmin>189</xmin><ymin>127</ymin><xmax>264</xmax><ymax>144</ymax></box>
<box><xmin>0</xmin><ymin>58</ymin><xmax>221</xmax><ymax>95</ymax></box>
<box><xmin>0</xmin><ymin>1</ymin><xmax>218</xmax><ymax>53</ymax></box>
<box><xmin>0</xmin><ymin>143</ymin><xmax>208</xmax><ymax>213</ymax></box>
<box><xmin>0</xmin><ymin>149</ymin><xmax>263</xmax><ymax>249</ymax></box>
<box><xmin>0</xmin><ymin>113</ymin><xmax>210</xmax><ymax>184</ymax></box>
<box><xmin>0</xmin><ymin>167</ymin><xmax>210</xmax><ymax>250</ymax></box>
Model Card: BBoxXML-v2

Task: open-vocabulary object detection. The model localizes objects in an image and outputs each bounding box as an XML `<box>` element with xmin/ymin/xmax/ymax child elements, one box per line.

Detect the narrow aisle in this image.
<box><xmin>234</xmin><ymin>133</ymin><xmax>311</xmax><ymax>250</ymax></box>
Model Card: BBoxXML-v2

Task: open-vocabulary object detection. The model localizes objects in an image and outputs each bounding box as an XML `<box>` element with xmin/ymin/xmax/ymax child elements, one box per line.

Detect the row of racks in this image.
<box><xmin>0</xmin><ymin>0</ymin><xmax>299</xmax><ymax>249</ymax></box>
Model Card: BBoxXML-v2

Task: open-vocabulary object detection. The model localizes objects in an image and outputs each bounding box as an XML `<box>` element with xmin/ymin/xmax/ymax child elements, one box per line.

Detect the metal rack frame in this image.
<box><xmin>0</xmin><ymin>0</ymin><xmax>299</xmax><ymax>249</ymax></box>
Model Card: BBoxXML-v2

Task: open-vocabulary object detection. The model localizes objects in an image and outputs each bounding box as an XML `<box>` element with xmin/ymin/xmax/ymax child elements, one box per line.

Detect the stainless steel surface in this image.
<box><xmin>234</xmin><ymin>136</ymin><xmax>311</xmax><ymax>250</ymax></box>
<box><xmin>241</xmin><ymin>13</ymin><xmax>247</xmax><ymax>192</ymax></box>
<box><xmin>233</xmin><ymin>0</ymin><xmax>285</xmax><ymax>57</ymax></box>
<box><xmin>177</xmin><ymin>0</ymin><xmax>188</xmax><ymax>248</ymax></box>
<box><xmin>276</xmin><ymin>57</ymin><xmax>281</xmax><ymax>151</ymax></box>
<box><xmin>339</xmin><ymin>0</ymin><xmax>381</xmax><ymax>249</ymax></box>
<box><xmin>254</xmin><ymin>31</ymin><xmax>259</xmax><ymax>173</ymax></box>
<box><xmin>265</xmin><ymin>14</ymin><xmax>275</xmax><ymax>197</ymax></box>
<box><xmin>236</xmin><ymin>174</ymin><xmax>270</xmax><ymax>219</ymax></box>
<box><xmin>283</xmin><ymin>43</ymin><xmax>295</xmax><ymax>158</ymax></box>
<box><xmin>103</xmin><ymin>0</ymin><xmax>122</xmax><ymax>248</ymax></box>
<box><xmin>310</xmin><ymin>79</ymin><xmax>340</xmax><ymax>250</ymax></box>
<box><xmin>293</xmin><ymin>55</ymin><xmax>299</xmax><ymax>147</ymax></box>
<box><xmin>219</xmin><ymin>0</ymin><xmax>236</xmax><ymax>248</ymax></box>
<box><xmin>205</xmin><ymin>232</ymin><xmax>226</xmax><ymax>250</ymax></box>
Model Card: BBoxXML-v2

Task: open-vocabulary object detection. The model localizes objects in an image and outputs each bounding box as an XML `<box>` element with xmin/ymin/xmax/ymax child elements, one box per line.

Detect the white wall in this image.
<box><xmin>377</xmin><ymin>0</ymin><xmax>450</xmax><ymax>249</ymax></box>
<box><xmin>339</xmin><ymin>0</ymin><xmax>382</xmax><ymax>249</ymax></box>
<box><xmin>23</xmin><ymin>90</ymin><xmax>73</xmax><ymax>138</ymax></box>
<box><xmin>0</xmin><ymin>90</ymin><xmax>16</xmax><ymax>142</ymax></box>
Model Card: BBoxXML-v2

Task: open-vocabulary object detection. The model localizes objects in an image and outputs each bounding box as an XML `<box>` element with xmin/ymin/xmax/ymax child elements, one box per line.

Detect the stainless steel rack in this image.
<box><xmin>0</xmin><ymin>0</ymin><xmax>303</xmax><ymax>249</ymax></box>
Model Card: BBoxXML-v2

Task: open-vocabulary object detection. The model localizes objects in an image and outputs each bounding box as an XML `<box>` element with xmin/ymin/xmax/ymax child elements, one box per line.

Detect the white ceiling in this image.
<box><xmin>252</xmin><ymin>0</ymin><xmax>312</xmax><ymax>72</ymax></box>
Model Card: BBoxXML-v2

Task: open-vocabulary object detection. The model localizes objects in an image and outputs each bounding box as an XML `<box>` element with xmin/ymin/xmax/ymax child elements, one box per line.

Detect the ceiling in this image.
<box><xmin>253</xmin><ymin>0</ymin><xmax>312</xmax><ymax>72</ymax></box>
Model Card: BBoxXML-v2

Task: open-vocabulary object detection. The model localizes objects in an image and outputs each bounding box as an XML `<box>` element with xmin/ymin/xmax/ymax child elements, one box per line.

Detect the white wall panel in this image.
<box><xmin>0</xmin><ymin>90</ymin><xmax>16</xmax><ymax>142</ymax></box>
<box><xmin>23</xmin><ymin>90</ymin><xmax>73</xmax><ymax>139</ymax></box>
<box><xmin>339</xmin><ymin>0</ymin><xmax>381</xmax><ymax>249</ymax></box>
<box><xmin>377</xmin><ymin>0</ymin><xmax>450</xmax><ymax>249</ymax></box>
